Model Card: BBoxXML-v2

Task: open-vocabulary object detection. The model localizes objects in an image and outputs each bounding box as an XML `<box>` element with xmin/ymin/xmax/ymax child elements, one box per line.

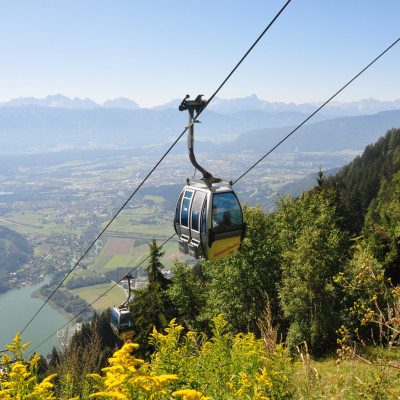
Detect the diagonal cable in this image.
<box><xmin>197</xmin><ymin>0</ymin><xmax>292</xmax><ymax>120</ymax></box>
<box><xmin>19</xmin><ymin>129</ymin><xmax>188</xmax><ymax>337</ymax></box>
<box><xmin>26</xmin><ymin>234</ymin><xmax>176</xmax><ymax>357</ymax></box>
<box><xmin>233</xmin><ymin>36</ymin><xmax>400</xmax><ymax>185</ymax></box>
<box><xmin>23</xmin><ymin>32</ymin><xmax>399</xmax><ymax>356</ymax></box>
<box><xmin>17</xmin><ymin>0</ymin><xmax>292</xmax><ymax>339</ymax></box>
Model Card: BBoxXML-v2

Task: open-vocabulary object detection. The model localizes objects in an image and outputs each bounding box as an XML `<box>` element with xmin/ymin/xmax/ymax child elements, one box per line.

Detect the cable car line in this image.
<box><xmin>173</xmin><ymin>36</ymin><xmax>400</xmax><ymax>260</ymax></box>
<box><xmin>11</xmin><ymin>11</ymin><xmax>398</xmax><ymax>357</ymax></box>
<box><xmin>18</xmin><ymin>126</ymin><xmax>188</xmax><ymax>338</ymax></box>
<box><xmin>187</xmin><ymin>0</ymin><xmax>292</xmax><ymax>125</ymax></box>
<box><xmin>233</xmin><ymin>36</ymin><xmax>400</xmax><ymax>185</ymax></box>
<box><xmin>203</xmin><ymin>0</ymin><xmax>292</xmax><ymax>113</ymax></box>
<box><xmin>15</xmin><ymin>1</ymin><xmax>291</xmax><ymax>342</ymax></box>
<box><xmin>18</xmin><ymin>32</ymin><xmax>400</xmax><ymax>355</ymax></box>
<box><xmin>25</xmin><ymin>233</ymin><xmax>176</xmax><ymax>357</ymax></box>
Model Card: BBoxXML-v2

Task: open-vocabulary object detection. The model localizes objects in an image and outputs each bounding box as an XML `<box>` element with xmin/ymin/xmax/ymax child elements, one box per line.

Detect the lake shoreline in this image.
<box><xmin>31</xmin><ymin>288</ymin><xmax>76</xmax><ymax>321</ymax></box>
<box><xmin>0</xmin><ymin>278</ymin><xmax>71</xmax><ymax>356</ymax></box>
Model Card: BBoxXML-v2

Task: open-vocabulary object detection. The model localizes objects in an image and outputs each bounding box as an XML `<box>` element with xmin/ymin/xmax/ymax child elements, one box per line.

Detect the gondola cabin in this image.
<box><xmin>110</xmin><ymin>306</ymin><xmax>135</xmax><ymax>341</ymax></box>
<box><xmin>174</xmin><ymin>182</ymin><xmax>245</xmax><ymax>260</ymax></box>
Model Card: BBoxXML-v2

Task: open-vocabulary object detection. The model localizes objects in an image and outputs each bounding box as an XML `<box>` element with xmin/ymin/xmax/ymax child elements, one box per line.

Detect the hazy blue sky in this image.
<box><xmin>1</xmin><ymin>1</ymin><xmax>399</xmax><ymax>107</ymax></box>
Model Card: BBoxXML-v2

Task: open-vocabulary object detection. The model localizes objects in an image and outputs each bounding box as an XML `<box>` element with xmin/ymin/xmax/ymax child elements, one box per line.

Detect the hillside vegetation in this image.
<box><xmin>0</xmin><ymin>226</ymin><xmax>33</xmax><ymax>293</ymax></box>
<box><xmin>327</xmin><ymin>127</ymin><xmax>400</xmax><ymax>233</ymax></box>
<box><xmin>2</xmin><ymin>128</ymin><xmax>400</xmax><ymax>399</ymax></box>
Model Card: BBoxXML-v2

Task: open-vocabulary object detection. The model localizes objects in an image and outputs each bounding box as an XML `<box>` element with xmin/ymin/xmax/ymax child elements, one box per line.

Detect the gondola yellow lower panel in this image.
<box><xmin>208</xmin><ymin>236</ymin><xmax>241</xmax><ymax>261</ymax></box>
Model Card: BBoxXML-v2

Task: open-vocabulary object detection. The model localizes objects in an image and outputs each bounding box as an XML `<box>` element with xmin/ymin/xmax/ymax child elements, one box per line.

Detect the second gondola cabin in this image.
<box><xmin>110</xmin><ymin>306</ymin><xmax>135</xmax><ymax>341</ymax></box>
<box><xmin>174</xmin><ymin>182</ymin><xmax>245</xmax><ymax>261</ymax></box>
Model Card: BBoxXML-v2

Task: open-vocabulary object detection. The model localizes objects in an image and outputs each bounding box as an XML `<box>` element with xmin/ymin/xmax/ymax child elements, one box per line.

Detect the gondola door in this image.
<box><xmin>188</xmin><ymin>190</ymin><xmax>207</xmax><ymax>259</ymax></box>
<box><xmin>206</xmin><ymin>191</ymin><xmax>244</xmax><ymax>260</ymax></box>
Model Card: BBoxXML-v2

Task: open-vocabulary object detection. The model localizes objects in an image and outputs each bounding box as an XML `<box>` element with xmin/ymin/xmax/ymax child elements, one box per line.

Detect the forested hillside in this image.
<box><xmin>2</xmin><ymin>128</ymin><xmax>400</xmax><ymax>398</ymax></box>
<box><xmin>0</xmin><ymin>226</ymin><xmax>33</xmax><ymax>293</ymax></box>
<box><xmin>327</xmin><ymin>127</ymin><xmax>400</xmax><ymax>233</ymax></box>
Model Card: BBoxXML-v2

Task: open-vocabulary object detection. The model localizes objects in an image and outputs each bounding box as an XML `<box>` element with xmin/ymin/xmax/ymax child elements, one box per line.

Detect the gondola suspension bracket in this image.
<box><xmin>179</xmin><ymin>94</ymin><xmax>231</xmax><ymax>188</ymax></box>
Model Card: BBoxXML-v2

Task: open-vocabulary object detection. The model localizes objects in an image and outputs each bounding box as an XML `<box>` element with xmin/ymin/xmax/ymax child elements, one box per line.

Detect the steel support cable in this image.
<box><xmin>233</xmin><ymin>36</ymin><xmax>400</xmax><ymax>185</ymax></box>
<box><xmin>21</xmin><ymin>18</ymin><xmax>398</xmax><ymax>357</ymax></box>
<box><xmin>18</xmin><ymin>128</ymin><xmax>188</xmax><ymax>337</ymax></box>
<box><xmin>16</xmin><ymin>1</ymin><xmax>292</xmax><ymax>340</ymax></box>
<box><xmin>196</xmin><ymin>0</ymin><xmax>292</xmax><ymax>121</ymax></box>
<box><xmin>18</xmin><ymin>29</ymin><xmax>398</xmax><ymax>353</ymax></box>
<box><xmin>25</xmin><ymin>233</ymin><xmax>176</xmax><ymax>357</ymax></box>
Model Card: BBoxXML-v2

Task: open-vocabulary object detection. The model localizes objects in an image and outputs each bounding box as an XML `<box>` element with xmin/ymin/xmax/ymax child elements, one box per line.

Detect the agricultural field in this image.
<box><xmin>0</xmin><ymin>149</ymin><xmax>331</xmax><ymax>315</ymax></box>
<box><xmin>70</xmin><ymin>283</ymin><xmax>125</xmax><ymax>311</ymax></box>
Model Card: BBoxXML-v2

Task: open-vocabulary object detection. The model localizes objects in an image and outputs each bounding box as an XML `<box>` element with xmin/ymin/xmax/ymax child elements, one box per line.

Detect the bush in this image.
<box><xmin>1</xmin><ymin>317</ymin><xmax>293</xmax><ymax>399</ymax></box>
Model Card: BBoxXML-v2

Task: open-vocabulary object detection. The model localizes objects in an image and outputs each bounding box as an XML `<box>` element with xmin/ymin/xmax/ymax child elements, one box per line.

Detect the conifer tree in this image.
<box><xmin>277</xmin><ymin>186</ymin><xmax>350</xmax><ymax>354</ymax></box>
<box><xmin>204</xmin><ymin>205</ymin><xmax>283</xmax><ymax>335</ymax></box>
<box><xmin>131</xmin><ymin>237</ymin><xmax>177</xmax><ymax>357</ymax></box>
<box><xmin>326</xmin><ymin>128</ymin><xmax>400</xmax><ymax>233</ymax></box>
<box><xmin>363</xmin><ymin>170</ymin><xmax>400</xmax><ymax>283</ymax></box>
<box><xmin>168</xmin><ymin>260</ymin><xmax>209</xmax><ymax>332</ymax></box>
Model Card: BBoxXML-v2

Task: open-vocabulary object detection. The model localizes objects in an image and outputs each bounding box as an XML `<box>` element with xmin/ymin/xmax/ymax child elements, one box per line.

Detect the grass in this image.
<box><xmin>89</xmin><ymin>237</ymin><xmax>146</xmax><ymax>273</ymax></box>
<box><xmin>0</xmin><ymin>212</ymin><xmax>79</xmax><ymax>237</ymax></box>
<box><xmin>143</xmin><ymin>195</ymin><xmax>165</xmax><ymax>204</ymax></box>
<box><xmin>91</xmin><ymin>255</ymin><xmax>113</xmax><ymax>274</ymax></box>
<box><xmin>88</xmin><ymin>239</ymin><xmax>181</xmax><ymax>274</ymax></box>
<box><xmin>70</xmin><ymin>283</ymin><xmax>125</xmax><ymax>311</ymax></box>
<box><xmin>103</xmin><ymin>255</ymin><xmax>131</xmax><ymax>269</ymax></box>
<box><xmin>118</xmin><ymin>207</ymin><xmax>155</xmax><ymax>216</ymax></box>
<box><xmin>6</xmin><ymin>212</ymin><xmax>43</xmax><ymax>226</ymax></box>
<box><xmin>34</xmin><ymin>243</ymin><xmax>52</xmax><ymax>256</ymax></box>
<box><xmin>293</xmin><ymin>350</ymin><xmax>400</xmax><ymax>399</ymax></box>
<box><xmin>63</xmin><ymin>267</ymin><xmax>100</xmax><ymax>284</ymax></box>
<box><xmin>113</xmin><ymin>223</ymin><xmax>174</xmax><ymax>236</ymax></box>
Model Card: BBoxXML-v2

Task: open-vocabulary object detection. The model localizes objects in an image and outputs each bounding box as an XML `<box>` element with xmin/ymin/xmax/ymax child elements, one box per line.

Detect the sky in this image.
<box><xmin>0</xmin><ymin>0</ymin><xmax>399</xmax><ymax>108</ymax></box>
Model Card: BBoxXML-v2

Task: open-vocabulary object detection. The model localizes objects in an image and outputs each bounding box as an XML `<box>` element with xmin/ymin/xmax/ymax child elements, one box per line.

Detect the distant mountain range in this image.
<box><xmin>1</xmin><ymin>94</ymin><xmax>400</xmax><ymax>116</ymax></box>
<box><xmin>215</xmin><ymin>110</ymin><xmax>400</xmax><ymax>154</ymax></box>
<box><xmin>0</xmin><ymin>95</ymin><xmax>400</xmax><ymax>156</ymax></box>
<box><xmin>0</xmin><ymin>94</ymin><xmax>140</xmax><ymax>110</ymax></box>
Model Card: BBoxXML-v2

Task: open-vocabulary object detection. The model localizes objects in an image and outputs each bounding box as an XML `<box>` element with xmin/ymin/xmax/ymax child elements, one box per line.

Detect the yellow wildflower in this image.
<box><xmin>88</xmin><ymin>342</ymin><xmax>178</xmax><ymax>399</ymax></box>
<box><xmin>172</xmin><ymin>389</ymin><xmax>210</xmax><ymax>400</ymax></box>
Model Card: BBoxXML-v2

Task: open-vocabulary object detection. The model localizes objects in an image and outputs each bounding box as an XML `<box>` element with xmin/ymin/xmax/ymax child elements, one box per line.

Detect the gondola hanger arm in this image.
<box><xmin>179</xmin><ymin>94</ymin><xmax>231</xmax><ymax>188</ymax></box>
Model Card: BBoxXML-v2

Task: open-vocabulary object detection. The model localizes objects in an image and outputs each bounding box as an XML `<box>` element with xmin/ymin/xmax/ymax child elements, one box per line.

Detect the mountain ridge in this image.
<box><xmin>1</xmin><ymin>100</ymin><xmax>400</xmax><ymax>156</ymax></box>
<box><xmin>1</xmin><ymin>94</ymin><xmax>400</xmax><ymax>116</ymax></box>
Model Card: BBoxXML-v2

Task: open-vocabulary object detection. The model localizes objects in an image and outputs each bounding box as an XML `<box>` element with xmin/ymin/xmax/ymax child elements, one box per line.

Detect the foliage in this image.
<box><xmin>363</xmin><ymin>169</ymin><xmax>400</xmax><ymax>283</ymax></box>
<box><xmin>167</xmin><ymin>261</ymin><xmax>209</xmax><ymax>332</ymax></box>
<box><xmin>88</xmin><ymin>342</ymin><xmax>179</xmax><ymax>399</ymax></box>
<box><xmin>132</xmin><ymin>238</ymin><xmax>177</xmax><ymax>358</ymax></box>
<box><xmin>0</xmin><ymin>225</ymin><xmax>33</xmax><ymax>288</ymax></box>
<box><xmin>334</xmin><ymin>246</ymin><xmax>384</xmax><ymax>333</ymax></box>
<box><xmin>65</xmin><ymin>275</ymin><xmax>108</xmax><ymax>290</ymax></box>
<box><xmin>332</xmin><ymin>252</ymin><xmax>400</xmax><ymax>399</ymax></box>
<box><xmin>169</xmin><ymin>180</ymin><xmax>352</xmax><ymax>354</ymax></box>
<box><xmin>53</xmin><ymin>328</ymin><xmax>105</xmax><ymax>398</ymax></box>
<box><xmin>150</xmin><ymin>315</ymin><xmax>293</xmax><ymax>400</ymax></box>
<box><xmin>276</xmin><ymin>187</ymin><xmax>350</xmax><ymax>354</ymax></box>
<box><xmin>1</xmin><ymin>317</ymin><xmax>293</xmax><ymax>399</ymax></box>
<box><xmin>200</xmin><ymin>205</ymin><xmax>283</xmax><ymax>335</ymax></box>
<box><xmin>39</xmin><ymin>285</ymin><xmax>95</xmax><ymax>321</ymax></box>
<box><xmin>326</xmin><ymin>127</ymin><xmax>400</xmax><ymax>233</ymax></box>
<box><xmin>0</xmin><ymin>334</ymin><xmax>56</xmax><ymax>400</ymax></box>
<box><xmin>336</xmin><ymin>254</ymin><xmax>400</xmax><ymax>352</ymax></box>
<box><xmin>45</xmin><ymin>310</ymin><xmax>120</xmax><ymax>398</ymax></box>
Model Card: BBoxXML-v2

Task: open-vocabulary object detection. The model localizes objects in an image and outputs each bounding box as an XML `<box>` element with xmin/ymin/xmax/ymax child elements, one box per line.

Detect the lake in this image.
<box><xmin>0</xmin><ymin>278</ymin><xmax>71</xmax><ymax>358</ymax></box>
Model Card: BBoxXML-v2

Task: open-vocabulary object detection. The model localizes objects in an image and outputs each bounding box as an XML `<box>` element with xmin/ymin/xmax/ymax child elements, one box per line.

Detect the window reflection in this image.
<box><xmin>120</xmin><ymin>313</ymin><xmax>134</xmax><ymax>329</ymax></box>
<box><xmin>212</xmin><ymin>192</ymin><xmax>242</xmax><ymax>233</ymax></box>
<box><xmin>181</xmin><ymin>190</ymin><xmax>193</xmax><ymax>228</ymax></box>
